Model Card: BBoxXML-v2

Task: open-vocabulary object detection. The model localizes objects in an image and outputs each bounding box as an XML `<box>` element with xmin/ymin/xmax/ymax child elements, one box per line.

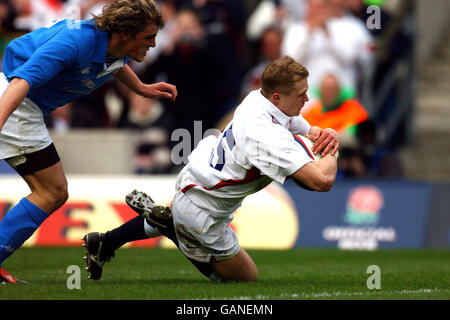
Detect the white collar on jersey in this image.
<box><xmin>257</xmin><ymin>89</ymin><xmax>292</xmax><ymax>128</ymax></box>
<box><xmin>97</xmin><ymin>58</ymin><xmax>125</xmax><ymax>79</ymax></box>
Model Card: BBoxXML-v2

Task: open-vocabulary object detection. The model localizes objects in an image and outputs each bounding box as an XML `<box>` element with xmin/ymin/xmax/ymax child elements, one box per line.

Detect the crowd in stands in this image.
<box><xmin>0</xmin><ymin>0</ymin><xmax>411</xmax><ymax>178</ymax></box>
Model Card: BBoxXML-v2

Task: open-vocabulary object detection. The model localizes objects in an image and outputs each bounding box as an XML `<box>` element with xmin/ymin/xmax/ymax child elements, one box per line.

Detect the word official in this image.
<box><xmin>176</xmin><ymin>304</ymin><xmax>273</xmax><ymax>317</ymax></box>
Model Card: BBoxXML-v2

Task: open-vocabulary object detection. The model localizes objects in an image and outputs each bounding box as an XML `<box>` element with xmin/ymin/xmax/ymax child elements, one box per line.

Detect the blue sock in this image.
<box><xmin>0</xmin><ymin>198</ymin><xmax>49</xmax><ymax>267</ymax></box>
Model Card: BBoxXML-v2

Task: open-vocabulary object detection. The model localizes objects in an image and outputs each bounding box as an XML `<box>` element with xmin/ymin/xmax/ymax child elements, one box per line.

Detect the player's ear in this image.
<box><xmin>119</xmin><ymin>31</ymin><xmax>133</xmax><ymax>42</ymax></box>
<box><xmin>272</xmin><ymin>92</ymin><xmax>281</xmax><ymax>103</ymax></box>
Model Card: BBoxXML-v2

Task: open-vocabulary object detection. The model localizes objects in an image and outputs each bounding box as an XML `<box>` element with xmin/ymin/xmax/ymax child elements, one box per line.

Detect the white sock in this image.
<box><xmin>144</xmin><ymin>220</ymin><xmax>162</xmax><ymax>238</ymax></box>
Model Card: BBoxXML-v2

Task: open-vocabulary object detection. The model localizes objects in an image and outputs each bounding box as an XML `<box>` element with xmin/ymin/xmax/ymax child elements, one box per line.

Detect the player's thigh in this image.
<box><xmin>210</xmin><ymin>248</ymin><xmax>258</xmax><ymax>282</ymax></box>
<box><xmin>22</xmin><ymin>160</ymin><xmax>67</xmax><ymax>192</ymax></box>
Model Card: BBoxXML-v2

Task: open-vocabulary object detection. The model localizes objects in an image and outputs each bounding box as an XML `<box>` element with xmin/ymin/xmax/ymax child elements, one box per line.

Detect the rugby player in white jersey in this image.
<box><xmin>83</xmin><ymin>56</ymin><xmax>339</xmax><ymax>282</ymax></box>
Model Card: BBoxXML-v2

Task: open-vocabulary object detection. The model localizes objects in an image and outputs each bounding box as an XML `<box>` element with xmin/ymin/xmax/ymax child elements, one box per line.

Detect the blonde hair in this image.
<box><xmin>261</xmin><ymin>55</ymin><xmax>309</xmax><ymax>96</ymax></box>
<box><xmin>94</xmin><ymin>0</ymin><xmax>164</xmax><ymax>37</ymax></box>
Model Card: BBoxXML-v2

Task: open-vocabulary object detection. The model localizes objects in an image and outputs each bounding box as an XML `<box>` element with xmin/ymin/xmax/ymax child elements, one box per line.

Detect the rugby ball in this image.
<box><xmin>292</xmin><ymin>134</ymin><xmax>322</xmax><ymax>160</ymax></box>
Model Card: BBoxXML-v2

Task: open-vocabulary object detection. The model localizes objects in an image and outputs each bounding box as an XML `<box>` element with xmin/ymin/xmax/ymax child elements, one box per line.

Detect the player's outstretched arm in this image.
<box><xmin>0</xmin><ymin>78</ymin><xmax>30</xmax><ymax>131</ymax></box>
<box><xmin>290</xmin><ymin>153</ymin><xmax>338</xmax><ymax>192</ymax></box>
<box><xmin>114</xmin><ymin>64</ymin><xmax>177</xmax><ymax>101</ymax></box>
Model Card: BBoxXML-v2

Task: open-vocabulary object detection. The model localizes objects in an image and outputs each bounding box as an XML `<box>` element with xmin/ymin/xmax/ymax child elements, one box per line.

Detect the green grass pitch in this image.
<box><xmin>0</xmin><ymin>247</ymin><xmax>448</xmax><ymax>300</ymax></box>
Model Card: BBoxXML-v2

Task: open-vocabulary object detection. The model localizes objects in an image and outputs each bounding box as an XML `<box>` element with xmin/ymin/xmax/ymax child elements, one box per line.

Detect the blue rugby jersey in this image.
<box><xmin>2</xmin><ymin>19</ymin><xmax>130</xmax><ymax>115</ymax></box>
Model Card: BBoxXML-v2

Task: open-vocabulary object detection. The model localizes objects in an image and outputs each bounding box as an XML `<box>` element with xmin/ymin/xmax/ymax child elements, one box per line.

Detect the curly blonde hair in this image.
<box><xmin>94</xmin><ymin>0</ymin><xmax>164</xmax><ymax>37</ymax></box>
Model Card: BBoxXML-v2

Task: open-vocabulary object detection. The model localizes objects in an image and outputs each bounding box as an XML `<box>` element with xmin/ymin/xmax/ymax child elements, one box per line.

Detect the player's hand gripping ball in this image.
<box><xmin>292</xmin><ymin>134</ymin><xmax>322</xmax><ymax>160</ymax></box>
<box><xmin>293</xmin><ymin>134</ymin><xmax>339</xmax><ymax>160</ymax></box>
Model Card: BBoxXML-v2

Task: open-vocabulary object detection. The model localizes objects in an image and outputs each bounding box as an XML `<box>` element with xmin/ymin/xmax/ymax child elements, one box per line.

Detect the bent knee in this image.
<box><xmin>49</xmin><ymin>179</ymin><xmax>68</xmax><ymax>199</ymax></box>
<box><xmin>52</xmin><ymin>184</ymin><xmax>69</xmax><ymax>208</ymax></box>
<box><xmin>218</xmin><ymin>264</ymin><xmax>258</xmax><ymax>283</ymax></box>
<box><xmin>226</xmin><ymin>269</ymin><xmax>257</xmax><ymax>283</ymax></box>
<box><xmin>239</xmin><ymin>261</ymin><xmax>258</xmax><ymax>282</ymax></box>
<box><xmin>240</xmin><ymin>270</ymin><xmax>258</xmax><ymax>282</ymax></box>
<box><xmin>211</xmin><ymin>249</ymin><xmax>258</xmax><ymax>282</ymax></box>
<box><xmin>245</xmin><ymin>265</ymin><xmax>258</xmax><ymax>282</ymax></box>
<box><xmin>38</xmin><ymin>183</ymin><xmax>69</xmax><ymax>211</ymax></box>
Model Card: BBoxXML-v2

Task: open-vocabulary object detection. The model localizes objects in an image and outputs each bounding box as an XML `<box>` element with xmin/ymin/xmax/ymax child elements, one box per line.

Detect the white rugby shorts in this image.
<box><xmin>172</xmin><ymin>190</ymin><xmax>241</xmax><ymax>263</ymax></box>
<box><xmin>0</xmin><ymin>73</ymin><xmax>53</xmax><ymax>160</ymax></box>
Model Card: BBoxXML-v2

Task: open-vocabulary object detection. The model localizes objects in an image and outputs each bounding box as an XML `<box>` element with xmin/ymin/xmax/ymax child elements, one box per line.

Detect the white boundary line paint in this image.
<box><xmin>206</xmin><ymin>288</ymin><xmax>449</xmax><ymax>300</ymax></box>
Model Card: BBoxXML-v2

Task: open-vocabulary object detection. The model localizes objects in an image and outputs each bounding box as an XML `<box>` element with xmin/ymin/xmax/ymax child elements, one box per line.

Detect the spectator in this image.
<box><xmin>65</xmin><ymin>0</ymin><xmax>112</xmax><ymax>19</ymax></box>
<box><xmin>356</xmin><ymin>120</ymin><xmax>403</xmax><ymax>177</ymax></box>
<box><xmin>346</xmin><ymin>0</ymin><xmax>414</xmax><ymax>149</ymax></box>
<box><xmin>0</xmin><ymin>0</ymin><xmax>29</xmax><ymax>70</ymax></box>
<box><xmin>241</xmin><ymin>26</ymin><xmax>283</xmax><ymax>98</ymax></box>
<box><xmin>124</xmin><ymin>93</ymin><xmax>164</xmax><ymax>129</ymax></box>
<box><xmin>346</xmin><ymin>0</ymin><xmax>387</xmax><ymax>37</ymax></box>
<box><xmin>301</xmin><ymin>73</ymin><xmax>368</xmax><ymax>144</ymax></box>
<box><xmin>281</xmin><ymin>0</ymin><xmax>308</xmax><ymax>22</ymax></box>
<box><xmin>245</xmin><ymin>0</ymin><xmax>306</xmax><ymax>67</ymax></box>
<box><xmin>133</xmin><ymin>127</ymin><xmax>173</xmax><ymax>174</ymax></box>
<box><xmin>68</xmin><ymin>80</ymin><xmax>131</xmax><ymax>129</ymax></box>
<box><xmin>338</xmin><ymin>119</ymin><xmax>404</xmax><ymax>178</ymax></box>
<box><xmin>282</xmin><ymin>0</ymin><xmax>374</xmax><ymax>97</ymax></box>
<box><xmin>45</xmin><ymin>103</ymin><xmax>72</xmax><ymax>133</ymax></box>
<box><xmin>337</xmin><ymin>146</ymin><xmax>366</xmax><ymax>178</ymax></box>
<box><xmin>214</xmin><ymin>25</ymin><xmax>284</xmax><ymax>130</ymax></box>
<box><xmin>139</xmin><ymin>8</ymin><xmax>222</xmax><ymax>151</ymax></box>
<box><xmin>180</xmin><ymin>0</ymin><xmax>248</xmax><ymax>123</ymax></box>
<box><xmin>123</xmin><ymin>89</ymin><xmax>178</xmax><ymax>174</ymax></box>
<box><xmin>0</xmin><ymin>0</ymin><xmax>28</xmax><ymax>33</ymax></box>
<box><xmin>0</xmin><ymin>0</ymin><xmax>111</xmax><ymax>71</ymax></box>
<box><xmin>246</xmin><ymin>0</ymin><xmax>289</xmax><ymax>42</ymax></box>
<box><xmin>12</xmin><ymin>0</ymin><xmax>64</xmax><ymax>31</ymax></box>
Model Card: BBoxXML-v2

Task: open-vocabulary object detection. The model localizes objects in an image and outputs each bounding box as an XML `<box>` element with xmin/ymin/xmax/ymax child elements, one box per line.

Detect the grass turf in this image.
<box><xmin>0</xmin><ymin>247</ymin><xmax>448</xmax><ymax>300</ymax></box>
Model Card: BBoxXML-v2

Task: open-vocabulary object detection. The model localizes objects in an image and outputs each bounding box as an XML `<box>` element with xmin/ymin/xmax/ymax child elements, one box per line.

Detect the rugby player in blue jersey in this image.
<box><xmin>0</xmin><ymin>0</ymin><xmax>177</xmax><ymax>284</ymax></box>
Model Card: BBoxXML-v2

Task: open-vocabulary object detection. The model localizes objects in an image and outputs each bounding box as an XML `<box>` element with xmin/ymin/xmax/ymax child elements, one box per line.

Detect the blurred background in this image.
<box><xmin>0</xmin><ymin>0</ymin><xmax>448</xmax><ymax>250</ymax></box>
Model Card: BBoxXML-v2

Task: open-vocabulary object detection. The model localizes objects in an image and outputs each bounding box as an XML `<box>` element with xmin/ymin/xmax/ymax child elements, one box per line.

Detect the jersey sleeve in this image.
<box><xmin>242</xmin><ymin>120</ymin><xmax>315</xmax><ymax>184</ymax></box>
<box><xmin>289</xmin><ymin>114</ymin><xmax>311</xmax><ymax>135</ymax></box>
<box><xmin>7</xmin><ymin>30</ymin><xmax>79</xmax><ymax>89</ymax></box>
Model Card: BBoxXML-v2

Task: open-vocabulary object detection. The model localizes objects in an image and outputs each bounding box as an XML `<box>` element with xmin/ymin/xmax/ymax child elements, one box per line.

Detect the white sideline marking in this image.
<box><xmin>208</xmin><ymin>288</ymin><xmax>449</xmax><ymax>300</ymax></box>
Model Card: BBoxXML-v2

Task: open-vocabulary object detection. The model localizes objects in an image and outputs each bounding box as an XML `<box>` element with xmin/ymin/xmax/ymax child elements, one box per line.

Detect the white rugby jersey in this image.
<box><xmin>175</xmin><ymin>90</ymin><xmax>315</xmax><ymax>217</ymax></box>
